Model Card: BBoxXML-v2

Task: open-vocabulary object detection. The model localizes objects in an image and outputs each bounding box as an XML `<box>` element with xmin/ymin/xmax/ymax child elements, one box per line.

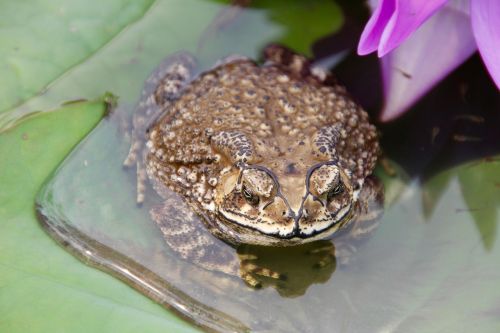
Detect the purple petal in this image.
<box><xmin>378</xmin><ymin>0</ymin><xmax>449</xmax><ymax>56</ymax></box>
<box><xmin>380</xmin><ymin>2</ymin><xmax>477</xmax><ymax>121</ymax></box>
<box><xmin>471</xmin><ymin>0</ymin><xmax>500</xmax><ymax>89</ymax></box>
<box><xmin>358</xmin><ymin>0</ymin><xmax>396</xmax><ymax>55</ymax></box>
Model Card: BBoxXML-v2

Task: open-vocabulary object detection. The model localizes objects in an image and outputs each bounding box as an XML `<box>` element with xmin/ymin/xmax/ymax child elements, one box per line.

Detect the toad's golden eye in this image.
<box><xmin>216</xmin><ymin>167</ymin><xmax>296</xmax><ymax>239</ymax></box>
<box><xmin>242</xmin><ymin>185</ymin><xmax>260</xmax><ymax>206</ymax></box>
<box><xmin>326</xmin><ymin>182</ymin><xmax>344</xmax><ymax>203</ymax></box>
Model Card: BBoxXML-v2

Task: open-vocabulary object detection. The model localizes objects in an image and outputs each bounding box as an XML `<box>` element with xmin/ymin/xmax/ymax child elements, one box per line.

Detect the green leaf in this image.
<box><xmin>0</xmin><ymin>0</ymin><xmax>154</xmax><ymax>114</ymax></box>
<box><xmin>209</xmin><ymin>0</ymin><xmax>343</xmax><ymax>56</ymax></box>
<box><xmin>252</xmin><ymin>0</ymin><xmax>343</xmax><ymax>55</ymax></box>
<box><xmin>0</xmin><ymin>0</ymin><xmax>219</xmax><ymax>130</ymax></box>
<box><xmin>0</xmin><ymin>0</ymin><xmax>344</xmax><ymax>130</ymax></box>
<box><xmin>0</xmin><ymin>101</ymin><xmax>200</xmax><ymax>333</ymax></box>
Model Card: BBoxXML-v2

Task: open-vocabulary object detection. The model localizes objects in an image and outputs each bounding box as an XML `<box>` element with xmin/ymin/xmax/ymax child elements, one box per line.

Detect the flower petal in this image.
<box><xmin>378</xmin><ymin>0</ymin><xmax>449</xmax><ymax>56</ymax></box>
<box><xmin>380</xmin><ymin>2</ymin><xmax>477</xmax><ymax>121</ymax></box>
<box><xmin>358</xmin><ymin>0</ymin><xmax>396</xmax><ymax>55</ymax></box>
<box><xmin>471</xmin><ymin>0</ymin><xmax>500</xmax><ymax>89</ymax></box>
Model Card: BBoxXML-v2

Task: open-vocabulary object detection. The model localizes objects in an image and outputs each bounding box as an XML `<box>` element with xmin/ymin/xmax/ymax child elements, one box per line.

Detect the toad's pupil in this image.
<box><xmin>243</xmin><ymin>188</ymin><xmax>252</xmax><ymax>199</ymax></box>
<box><xmin>332</xmin><ymin>183</ymin><xmax>344</xmax><ymax>195</ymax></box>
<box><xmin>243</xmin><ymin>188</ymin><xmax>259</xmax><ymax>205</ymax></box>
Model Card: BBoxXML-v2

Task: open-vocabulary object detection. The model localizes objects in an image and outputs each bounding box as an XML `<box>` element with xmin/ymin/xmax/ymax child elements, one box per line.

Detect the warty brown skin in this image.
<box><xmin>125</xmin><ymin>46</ymin><xmax>383</xmax><ymax>287</ymax></box>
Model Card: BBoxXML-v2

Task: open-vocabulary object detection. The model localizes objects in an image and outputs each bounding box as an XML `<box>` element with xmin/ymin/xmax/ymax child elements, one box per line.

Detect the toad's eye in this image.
<box><xmin>327</xmin><ymin>183</ymin><xmax>344</xmax><ymax>202</ymax></box>
<box><xmin>242</xmin><ymin>186</ymin><xmax>260</xmax><ymax>206</ymax></box>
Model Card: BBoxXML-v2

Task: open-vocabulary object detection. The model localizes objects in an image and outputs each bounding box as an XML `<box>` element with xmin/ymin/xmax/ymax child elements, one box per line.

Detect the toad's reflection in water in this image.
<box><xmin>237</xmin><ymin>240</ymin><xmax>336</xmax><ymax>297</ymax></box>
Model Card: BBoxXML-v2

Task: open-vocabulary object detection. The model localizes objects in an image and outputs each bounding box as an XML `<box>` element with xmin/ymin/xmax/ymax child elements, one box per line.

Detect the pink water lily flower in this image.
<box><xmin>358</xmin><ymin>0</ymin><xmax>500</xmax><ymax>121</ymax></box>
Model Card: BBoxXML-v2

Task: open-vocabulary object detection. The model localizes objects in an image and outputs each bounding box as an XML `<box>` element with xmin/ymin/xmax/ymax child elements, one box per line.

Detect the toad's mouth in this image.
<box><xmin>215</xmin><ymin>201</ymin><xmax>353</xmax><ymax>245</ymax></box>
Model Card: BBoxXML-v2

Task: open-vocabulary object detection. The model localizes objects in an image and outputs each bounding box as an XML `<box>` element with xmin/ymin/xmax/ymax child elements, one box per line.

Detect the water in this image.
<box><xmin>33</xmin><ymin>0</ymin><xmax>500</xmax><ymax>332</ymax></box>
<box><xmin>34</xmin><ymin>113</ymin><xmax>500</xmax><ymax>331</ymax></box>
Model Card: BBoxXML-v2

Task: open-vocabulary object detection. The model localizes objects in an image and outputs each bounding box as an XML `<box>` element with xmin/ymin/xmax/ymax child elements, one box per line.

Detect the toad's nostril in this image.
<box><xmin>285</xmin><ymin>210</ymin><xmax>295</xmax><ymax>219</ymax></box>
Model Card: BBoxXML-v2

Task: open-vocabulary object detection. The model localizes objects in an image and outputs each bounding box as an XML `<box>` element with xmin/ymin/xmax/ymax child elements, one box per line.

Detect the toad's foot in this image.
<box><xmin>306</xmin><ymin>238</ymin><xmax>356</xmax><ymax>267</ymax></box>
<box><xmin>306</xmin><ymin>242</ymin><xmax>336</xmax><ymax>269</ymax></box>
<box><xmin>152</xmin><ymin>196</ymin><xmax>286</xmax><ymax>289</ymax></box>
<box><xmin>239</xmin><ymin>254</ymin><xmax>287</xmax><ymax>289</ymax></box>
<box><xmin>302</xmin><ymin>239</ymin><xmax>368</xmax><ymax>267</ymax></box>
<box><xmin>237</xmin><ymin>241</ymin><xmax>337</xmax><ymax>296</ymax></box>
<box><xmin>151</xmin><ymin>197</ymin><xmax>241</xmax><ymax>277</ymax></box>
<box><xmin>124</xmin><ymin>52</ymin><xmax>196</xmax><ymax>203</ymax></box>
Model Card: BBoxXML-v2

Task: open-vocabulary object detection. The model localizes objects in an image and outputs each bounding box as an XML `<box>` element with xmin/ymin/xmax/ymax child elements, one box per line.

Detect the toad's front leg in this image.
<box><xmin>151</xmin><ymin>197</ymin><xmax>284</xmax><ymax>289</ymax></box>
<box><xmin>124</xmin><ymin>53</ymin><xmax>196</xmax><ymax>203</ymax></box>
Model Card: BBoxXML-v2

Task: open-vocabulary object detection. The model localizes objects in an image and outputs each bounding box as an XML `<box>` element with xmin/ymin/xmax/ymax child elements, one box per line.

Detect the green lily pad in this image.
<box><xmin>0</xmin><ymin>0</ymin><xmax>154</xmax><ymax>114</ymax></box>
<box><xmin>0</xmin><ymin>100</ymin><xmax>199</xmax><ymax>333</ymax></box>
<box><xmin>0</xmin><ymin>0</ymin><xmax>344</xmax><ymax>131</ymax></box>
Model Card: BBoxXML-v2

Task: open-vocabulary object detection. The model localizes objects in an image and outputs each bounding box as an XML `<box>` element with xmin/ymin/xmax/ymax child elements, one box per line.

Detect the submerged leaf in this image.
<box><xmin>458</xmin><ymin>158</ymin><xmax>500</xmax><ymax>250</ymax></box>
<box><xmin>421</xmin><ymin>171</ymin><xmax>452</xmax><ymax>220</ymax></box>
<box><xmin>424</xmin><ymin>157</ymin><xmax>500</xmax><ymax>251</ymax></box>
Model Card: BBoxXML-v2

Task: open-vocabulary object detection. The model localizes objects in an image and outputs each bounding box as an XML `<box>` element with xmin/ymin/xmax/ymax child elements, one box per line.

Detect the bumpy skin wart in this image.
<box><xmin>127</xmin><ymin>45</ymin><xmax>383</xmax><ymax>288</ymax></box>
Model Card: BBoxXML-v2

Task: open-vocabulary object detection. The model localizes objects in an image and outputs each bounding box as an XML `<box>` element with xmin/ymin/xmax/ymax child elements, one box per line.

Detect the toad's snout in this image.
<box><xmin>262</xmin><ymin>196</ymin><xmax>295</xmax><ymax>230</ymax></box>
<box><xmin>282</xmin><ymin>195</ymin><xmax>349</xmax><ymax>239</ymax></box>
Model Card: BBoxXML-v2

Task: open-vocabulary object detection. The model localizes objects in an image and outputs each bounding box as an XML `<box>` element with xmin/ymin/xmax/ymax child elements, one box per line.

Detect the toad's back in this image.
<box><xmin>148</xmin><ymin>59</ymin><xmax>378</xmax><ymax>187</ymax></box>
<box><xmin>125</xmin><ymin>48</ymin><xmax>384</xmax><ymax>287</ymax></box>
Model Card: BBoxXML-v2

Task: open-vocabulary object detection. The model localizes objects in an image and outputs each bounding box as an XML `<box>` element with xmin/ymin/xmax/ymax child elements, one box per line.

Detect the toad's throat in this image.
<box><xmin>216</xmin><ymin>202</ymin><xmax>353</xmax><ymax>243</ymax></box>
